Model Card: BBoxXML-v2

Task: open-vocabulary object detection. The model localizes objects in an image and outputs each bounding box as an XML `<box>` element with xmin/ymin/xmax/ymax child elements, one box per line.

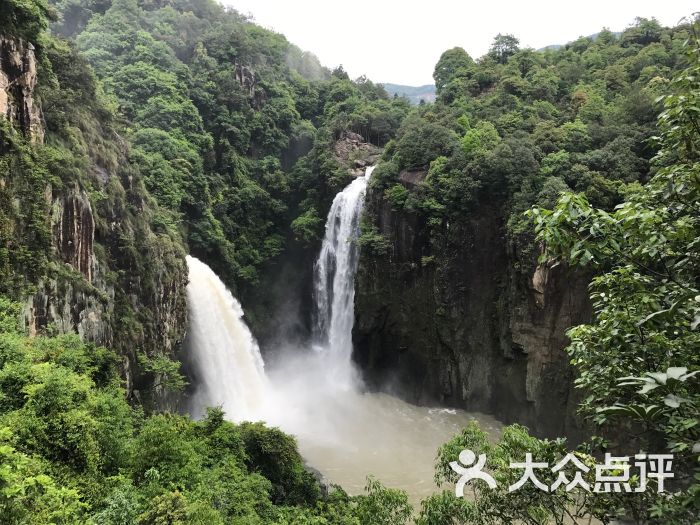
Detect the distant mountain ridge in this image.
<box><xmin>382</xmin><ymin>83</ymin><xmax>436</xmax><ymax>105</ymax></box>
<box><xmin>386</xmin><ymin>32</ymin><xmax>625</xmax><ymax>102</ymax></box>
<box><xmin>538</xmin><ymin>30</ymin><xmax>623</xmax><ymax>51</ymax></box>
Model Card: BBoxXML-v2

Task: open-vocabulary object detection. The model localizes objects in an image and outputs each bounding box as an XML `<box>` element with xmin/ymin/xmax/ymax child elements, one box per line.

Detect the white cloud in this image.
<box><xmin>222</xmin><ymin>0</ymin><xmax>697</xmax><ymax>85</ymax></box>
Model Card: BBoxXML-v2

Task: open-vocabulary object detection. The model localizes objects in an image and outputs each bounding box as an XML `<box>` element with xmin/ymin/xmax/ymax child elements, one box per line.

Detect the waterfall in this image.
<box><xmin>313</xmin><ymin>166</ymin><xmax>375</xmax><ymax>366</ymax></box>
<box><xmin>181</xmin><ymin>168</ymin><xmax>494</xmax><ymax>501</ymax></box>
<box><xmin>184</xmin><ymin>166</ymin><xmax>374</xmax><ymax>419</ymax></box>
<box><xmin>184</xmin><ymin>255</ymin><xmax>267</xmax><ymax>421</ymax></box>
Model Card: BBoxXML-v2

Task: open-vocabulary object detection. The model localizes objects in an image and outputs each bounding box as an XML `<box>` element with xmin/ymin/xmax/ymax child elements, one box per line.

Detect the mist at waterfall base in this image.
<box><xmin>184</xmin><ymin>167</ymin><xmax>501</xmax><ymax>501</ymax></box>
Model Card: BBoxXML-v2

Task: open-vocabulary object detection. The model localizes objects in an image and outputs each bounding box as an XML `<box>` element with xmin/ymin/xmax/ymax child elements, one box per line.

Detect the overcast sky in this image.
<box><xmin>220</xmin><ymin>1</ymin><xmax>697</xmax><ymax>85</ymax></box>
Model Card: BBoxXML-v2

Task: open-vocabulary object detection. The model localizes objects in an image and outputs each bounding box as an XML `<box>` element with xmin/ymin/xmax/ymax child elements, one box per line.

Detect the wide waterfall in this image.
<box><xmin>184</xmin><ymin>255</ymin><xmax>267</xmax><ymax>421</ymax></box>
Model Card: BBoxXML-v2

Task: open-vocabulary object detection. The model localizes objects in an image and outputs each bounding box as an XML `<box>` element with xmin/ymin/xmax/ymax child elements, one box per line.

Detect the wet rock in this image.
<box><xmin>530</xmin><ymin>263</ymin><xmax>549</xmax><ymax>308</ymax></box>
<box><xmin>53</xmin><ymin>188</ymin><xmax>95</xmax><ymax>282</ymax></box>
<box><xmin>1</xmin><ymin>35</ymin><xmax>187</xmax><ymax>410</ymax></box>
<box><xmin>398</xmin><ymin>169</ymin><xmax>427</xmax><ymax>188</ymax></box>
<box><xmin>235</xmin><ymin>63</ymin><xmax>257</xmax><ymax>96</ymax></box>
<box><xmin>354</xmin><ymin>188</ymin><xmax>592</xmax><ymax>441</ymax></box>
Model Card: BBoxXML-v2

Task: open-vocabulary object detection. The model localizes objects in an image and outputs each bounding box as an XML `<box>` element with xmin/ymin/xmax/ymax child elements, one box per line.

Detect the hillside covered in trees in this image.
<box><xmin>0</xmin><ymin>0</ymin><xmax>698</xmax><ymax>523</ymax></box>
<box><xmin>355</xmin><ymin>18</ymin><xmax>697</xmax><ymax>435</ymax></box>
<box><xmin>356</xmin><ymin>16</ymin><xmax>700</xmax><ymax>524</ymax></box>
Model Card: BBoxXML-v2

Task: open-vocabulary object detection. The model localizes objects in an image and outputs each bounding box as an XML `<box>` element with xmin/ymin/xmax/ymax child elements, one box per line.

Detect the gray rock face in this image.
<box><xmin>397</xmin><ymin>168</ymin><xmax>427</xmax><ymax>188</ymax></box>
<box><xmin>354</xmin><ymin>188</ymin><xmax>592</xmax><ymax>441</ymax></box>
<box><xmin>25</xmin><ymin>269</ymin><xmax>114</xmax><ymax>345</ymax></box>
<box><xmin>235</xmin><ymin>63</ymin><xmax>256</xmax><ymax>96</ymax></box>
<box><xmin>23</xmin><ymin>185</ymin><xmax>117</xmax><ymax>365</ymax></box>
<box><xmin>53</xmin><ymin>189</ymin><xmax>96</xmax><ymax>282</ymax></box>
<box><xmin>23</xmin><ymin>180</ymin><xmax>188</xmax><ymax>404</ymax></box>
<box><xmin>333</xmin><ymin>131</ymin><xmax>382</xmax><ymax>176</ymax></box>
<box><xmin>0</xmin><ymin>34</ymin><xmax>188</xmax><ymax>406</ymax></box>
<box><xmin>233</xmin><ymin>62</ymin><xmax>266</xmax><ymax>109</ymax></box>
<box><xmin>0</xmin><ymin>36</ymin><xmax>43</xmax><ymax>142</ymax></box>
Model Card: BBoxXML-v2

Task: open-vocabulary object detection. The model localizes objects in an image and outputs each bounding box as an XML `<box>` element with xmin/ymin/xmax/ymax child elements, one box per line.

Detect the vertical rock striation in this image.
<box><xmin>53</xmin><ymin>189</ymin><xmax>95</xmax><ymax>282</ymax></box>
<box><xmin>1</xmin><ymin>34</ymin><xmax>188</xmax><ymax>405</ymax></box>
<box><xmin>0</xmin><ymin>37</ymin><xmax>43</xmax><ymax>143</ymax></box>
<box><xmin>354</xmin><ymin>184</ymin><xmax>591</xmax><ymax>441</ymax></box>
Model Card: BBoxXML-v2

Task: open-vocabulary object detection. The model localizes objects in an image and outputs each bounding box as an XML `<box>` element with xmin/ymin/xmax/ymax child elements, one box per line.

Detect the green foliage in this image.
<box><xmin>358</xmin><ymin>218</ymin><xmax>391</xmax><ymax>257</ymax></box>
<box><xmin>424</xmin><ymin>156</ymin><xmax>480</xmax><ymax>221</ymax></box>
<box><xmin>429</xmin><ymin>422</ymin><xmax>600</xmax><ymax>525</ymax></box>
<box><xmin>369</xmin><ymin>16</ymin><xmax>693</xmax><ymax>275</ymax></box>
<box><xmin>0</xmin><ymin>427</ymin><xmax>85</xmax><ymax>525</ymax></box>
<box><xmin>0</xmin><ymin>298</ymin><xmax>22</xmax><ymax>335</ymax></box>
<box><xmin>384</xmin><ymin>183</ymin><xmax>410</xmax><ymax>210</ymax></box>
<box><xmin>355</xmin><ymin>476</ymin><xmax>413</xmax><ymax>525</ymax></box>
<box><xmin>137</xmin><ymin>354</ymin><xmax>187</xmax><ymax>393</ymax></box>
<box><xmin>528</xmin><ymin>30</ymin><xmax>700</xmax><ymax>522</ymax></box>
<box><xmin>291</xmin><ymin>207</ymin><xmax>323</xmax><ymax>243</ymax></box>
<box><xmin>433</xmin><ymin>47</ymin><xmax>475</xmax><ymax>101</ymax></box>
<box><xmin>239</xmin><ymin>421</ymin><xmax>320</xmax><ymax>505</ymax></box>
<box><xmin>51</xmin><ymin>0</ymin><xmax>409</xmax><ymax>292</ymax></box>
<box><xmin>393</xmin><ymin>115</ymin><xmax>459</xmax><ymax>170</ymax></box>
<box><xmin>0</xmin><ymin>16</ymin><xmax>192</xmax><ymax>407</ymax></box>
<box><xmin>3</xmin><ymin>3</ymin><xmax>698</xmax><ymax>525</ymax></box>
<box><xmin>0</xmin><ymin>324</ymin><xmax>377</xmax><ymax>523</ymax></box>
<box><xmin>488</xmin><ymin>34</ymin><xmax>520</xmax><ymax>64</ymax></box>
<box><xmin>460</xmin><ymin>121</ymin><xmax>500</xmax><ymax>157</ymax></box>
<box><xmin>0</xmin><ymin>0</ymin><xmax>54</xmax><ymax>42</ymax></box>
<box><xmin>0</xmin><ymin>320</ymin><xmax>419</xmax><ymax>524</ymax></box>
<box><xmin>0</xmin><ymin>122</ymin><xmax>54</xmax><ymax>296</ymax></box>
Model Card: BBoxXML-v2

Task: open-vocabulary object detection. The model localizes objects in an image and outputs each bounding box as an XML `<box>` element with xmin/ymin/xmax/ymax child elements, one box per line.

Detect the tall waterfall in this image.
<box><xmin>184</xmin><ymin>255</ymin><xmax>267</xmax><ymax>421</ymax></box>
<box><xmin>313</xmin><ymin>166</ymin><xmax>375</xmax><ymax>367</ymax></box>
<box><xmin>184</xmin><ymin>167</ymin><xmax>373</xmax><ymax>420</ymax></box>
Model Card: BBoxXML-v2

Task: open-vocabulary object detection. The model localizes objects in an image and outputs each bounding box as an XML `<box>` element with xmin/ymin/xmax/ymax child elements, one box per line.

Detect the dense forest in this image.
<box><xmin>353</xmin><ymin>16</ymin><xmax>699</xmax><ymax>440</ymax></box>
<box><xmin>0</xmin><ymin>0</ymin><xmax>698</xmax><ymax>523</ymax></box>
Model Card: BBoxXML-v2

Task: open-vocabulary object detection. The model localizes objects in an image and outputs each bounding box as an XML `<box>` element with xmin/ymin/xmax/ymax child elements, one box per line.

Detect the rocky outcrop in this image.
<box><xmin>397</xmin><ymin>168</ymin><xmax>427</xmax><ymax>188</ymax></box>
<box><xmin>0</xmin><ymin>36</ymin><xmax>43</xmax><ymax>142</ymax></box>
<box><xmin>244</xmin><ymin>133</ymin><xmax>382</xmax><ymax>349</ymax></box>
<box><xmin>25</xmin><ymin>268</ymin><xmax>114</xmax><ymax>345</ymax></box>
<box><xmin>505</xmin><ymin>255</ymin><xmax>592</xmax><ymax>440</ymax></box>
<box><xmin>53</xmin><ymin>189</ymin><xmax>95</xmax><ymax>282</ymax></box>
<box><xmin>235</xmin><ymin>63</ymin><xmax>257</xmax><ymax>96</ymax></box>
<box><xmin>23</xmin><ymin>175</ymin><xmax>188</xmax><ymax>398</ymax></box>
<box><xmin>354</xmin><ymin>189</ymin><xmax>592</xmax><ymax>441</ymax></box>
<box><xmin>333</xmin><ymin>131</ymin><xmax>382</xmax><ymax>176</ymax></box>
<box><xmin>0</xmin><ymin>34</ymin><xmax>188</xmax><ymax>407</ymax></box>
<box><xmin>233</xmin><ymin>62</ymin><xmax>266</xmax><ymax>108</ymax></box>
<box><xmin>24</xmin><ymin>186</ymin><xmax>114</xmax><ymax>350</ymax></box>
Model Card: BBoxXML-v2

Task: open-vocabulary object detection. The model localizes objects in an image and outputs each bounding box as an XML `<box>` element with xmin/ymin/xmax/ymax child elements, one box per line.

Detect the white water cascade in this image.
<box><xmin>312</xmin><ymin>166</ymin><xmax>374</xmax><ymax>383</ymax></box>
<box><xmin>184</xmin><ymin>167</ymin><xmax>501</xmax><ymax>503</ymax></box>
<box><xmin>184</xmin><ymin>255</ymin><xmax>268</xmax><ymax>421</ymax></box>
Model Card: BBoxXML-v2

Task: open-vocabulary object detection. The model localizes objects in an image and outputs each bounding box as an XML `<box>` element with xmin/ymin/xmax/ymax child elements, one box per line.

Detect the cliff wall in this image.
<box><xmin>0</xmin><ymin>34</ymin><xmax>188</xmax><ymax>406</ymax></box>
<box><xmin>354</xmin><ymin>181</ymin><xmax>591</xmax><ymax>440</ymax></box>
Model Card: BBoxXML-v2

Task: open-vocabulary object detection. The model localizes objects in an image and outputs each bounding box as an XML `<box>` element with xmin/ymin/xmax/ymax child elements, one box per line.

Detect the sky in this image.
<box><xmin>220</xmin><ymin>0</ymin><xmax>697</xmax><ymax>85</ymax></box>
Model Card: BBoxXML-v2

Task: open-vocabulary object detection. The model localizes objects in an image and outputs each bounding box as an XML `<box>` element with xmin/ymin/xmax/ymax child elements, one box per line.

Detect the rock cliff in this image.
<box><xmin>0</xmin><ymin>37</ymin><xmax>43</xmax><ymax>143</ymax></box>
<box><xmin>354</xmin><ymin>184</ymin><xmax>592</xmax><ymax>440</ymax></box>
<box><xmin>1</xmin><ymin>34</ymin><xmax>188</xmax><ymax>406</ymax></box>
<box><xmin>333</xmin><ymin>131</ymin><xmax>382</xmax><ymax>177</ymax></box>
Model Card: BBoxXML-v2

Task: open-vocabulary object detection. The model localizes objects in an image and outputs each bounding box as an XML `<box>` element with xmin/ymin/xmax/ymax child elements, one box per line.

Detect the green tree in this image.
<box><xmin>0</xmin><ymin>0</ymin><xmax>53</xmax><ymax>41</ymax></box>
<box><xmin>528</xmin><ymin>32</ymin><xmax>700</xmax><ymax>522</ymax></box>
<box><xmin>488</xmin><ymin>33</ymin><xmax>520</xmax><ymax>64</ymax></box>
<box><xmin>355</xmin><ymin>477</ymin><xmax>413</xmax><ymax>525</ymax></box>
<box><xmin>433</xmin><ymin>47</ymin><xmax>474</xmax><ymax>96</ymax></box>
